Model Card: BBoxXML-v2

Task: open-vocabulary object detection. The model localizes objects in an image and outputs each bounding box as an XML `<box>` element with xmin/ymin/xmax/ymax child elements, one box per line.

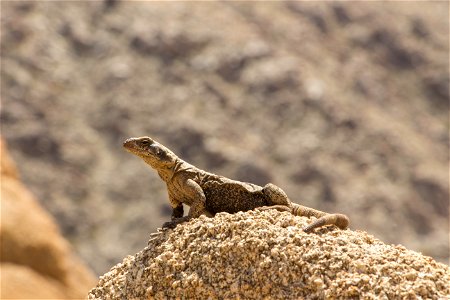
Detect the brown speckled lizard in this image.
<box><xmin>123</xmin><ymin>136</ymin><xmax>349</xmax><ymax>232</ymax></box>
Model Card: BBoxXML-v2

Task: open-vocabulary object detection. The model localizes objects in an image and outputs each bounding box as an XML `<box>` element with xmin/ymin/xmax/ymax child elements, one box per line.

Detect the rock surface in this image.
<box><xmin>0</xmin><ymin>138</ymin><xmax>97</xmax><ymax>299</ymax></box>
<box><xmin>88</xmin><ymin>210</ymin><xmax>450</xmax><ymax>300</ymax></box>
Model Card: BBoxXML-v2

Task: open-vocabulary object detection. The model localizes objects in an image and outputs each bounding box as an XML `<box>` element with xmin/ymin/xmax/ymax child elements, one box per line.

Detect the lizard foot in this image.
<box><xmin>162</xmin><ymin>221</ymin><xmax>178</xmax><ymax>229</ymax></box>
<box><xmin>255</xmin><ymin>205</ymin><xmax>291</xmax><ymax>213</ymax></box>
<box><xmin>162</xmin><ymin>216</ymin><xmax>192</xmax><ymax>229</ymax></box>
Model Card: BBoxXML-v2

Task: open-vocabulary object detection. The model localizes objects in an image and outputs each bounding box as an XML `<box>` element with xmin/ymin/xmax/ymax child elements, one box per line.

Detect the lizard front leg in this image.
<box><xmin>163</xmin><ymin>178</ymin><xmax>211</xmax><ymax>229</ymax></box>
<box><xmin>171</xmin><ymin>203</ymin><xmax>184</xmax><ymax>220</ymax></box>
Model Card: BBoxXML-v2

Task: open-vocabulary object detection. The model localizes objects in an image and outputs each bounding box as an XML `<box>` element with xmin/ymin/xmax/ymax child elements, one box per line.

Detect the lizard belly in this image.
<box><xmin>202</xmin><ymin>181</ymin><xmax>268</xmax><ymax>214</ymax></box>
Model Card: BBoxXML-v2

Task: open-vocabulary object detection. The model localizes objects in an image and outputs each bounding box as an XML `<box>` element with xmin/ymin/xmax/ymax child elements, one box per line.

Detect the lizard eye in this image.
<box><xmin>140</xmin><ymin>139</ymin><xmax>151</xmax><ymax>147</ymax></box>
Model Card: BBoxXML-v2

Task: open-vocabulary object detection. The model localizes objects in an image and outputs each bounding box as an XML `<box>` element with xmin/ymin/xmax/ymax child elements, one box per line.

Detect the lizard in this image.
<box><xmin>123</xmin><ymin>136</ymin><xmax>349</xmax><ymax>233</ymax></box>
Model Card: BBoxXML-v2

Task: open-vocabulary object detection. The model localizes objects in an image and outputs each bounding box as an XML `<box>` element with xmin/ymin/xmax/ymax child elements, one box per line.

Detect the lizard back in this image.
<box><xmin>196</xmin><ymin>173</ymin><xmax>269</xmax><ymax>213</ymax></box>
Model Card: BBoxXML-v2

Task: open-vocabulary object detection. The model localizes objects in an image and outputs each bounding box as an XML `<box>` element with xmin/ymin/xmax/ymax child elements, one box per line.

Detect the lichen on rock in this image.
<box><xmin>88</xmin><ymin>210</ymin><xmax>450</xmax><ymax>299</ymax></box>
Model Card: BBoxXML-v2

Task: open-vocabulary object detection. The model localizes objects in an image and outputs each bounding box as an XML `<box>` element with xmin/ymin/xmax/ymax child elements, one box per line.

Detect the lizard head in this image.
<box><xmin>123</xmin><ymin>136</ymin><xmax>177</xmax><ymax>168</ymax></box>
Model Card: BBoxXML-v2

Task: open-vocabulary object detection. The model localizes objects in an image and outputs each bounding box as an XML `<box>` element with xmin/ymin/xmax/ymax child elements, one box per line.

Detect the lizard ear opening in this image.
<box><xmin>152</xmin><ymin>145</ymin><xmax>174</xmax><ymax>163</ymax></box>
<box><xmin>148</xmin><ymin>144</ymin><xmax>163</xmax><ymax>157</ymax></box>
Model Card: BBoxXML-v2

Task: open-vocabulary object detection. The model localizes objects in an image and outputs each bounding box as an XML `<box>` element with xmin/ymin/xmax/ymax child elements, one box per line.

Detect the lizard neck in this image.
<box><xmin>157</xmin><ymin>158</ymin><xmax>194</xmax><ymax>183</ymax></box>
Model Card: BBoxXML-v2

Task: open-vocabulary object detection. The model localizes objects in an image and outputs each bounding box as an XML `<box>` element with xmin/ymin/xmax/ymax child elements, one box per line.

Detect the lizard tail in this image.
<box><xmin>291</xmin><ymin>204</ymin><xmax>349</xmax><ymax>232</ymax></box>
<box><xmin>302</xmin><ymin>214</ymin><xmax>349</xmax><ymax>233</ymax></box>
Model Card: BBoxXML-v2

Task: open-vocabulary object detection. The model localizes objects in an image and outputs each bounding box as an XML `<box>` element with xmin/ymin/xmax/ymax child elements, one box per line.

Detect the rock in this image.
<box><xmin>88</xmin><ymin>210</ymin><xmax>450</xmax><ymax>299</ymax></box>
<box><xmin>0</xmin><ymin>138</ymin><xmax>97</xmax><ymax>299</ymax></box>
<box><xmin>0</xmin><ymin>263</ymin><xmax>67</xmax><ymax>299</ymax></box>
<box><xmin>130</xmin><ymin>27</ymin><xmax>210</xmax><ymax>63</ymax></box>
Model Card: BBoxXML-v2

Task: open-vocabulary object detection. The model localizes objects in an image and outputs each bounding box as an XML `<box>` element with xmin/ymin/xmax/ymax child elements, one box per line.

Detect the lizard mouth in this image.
<box><xmin>123</xmin><ymin>138</ymin><xmax>144</xmax><ymax>155</ymax></box>
<box><xmin>123</xmin><ymin>138</ymin><xmax>134</xmax><ymax>149</ymax></box>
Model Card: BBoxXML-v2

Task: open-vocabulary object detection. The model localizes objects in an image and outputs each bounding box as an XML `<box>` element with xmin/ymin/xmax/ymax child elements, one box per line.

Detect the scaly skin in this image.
<box><xmin>123</xmin><ymin>136</ymin><xmax>349</xmax><ymax>232</ymax></box>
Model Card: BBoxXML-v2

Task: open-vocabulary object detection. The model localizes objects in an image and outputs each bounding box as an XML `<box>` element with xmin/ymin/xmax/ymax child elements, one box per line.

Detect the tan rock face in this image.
<box><xmin>0</xmin><ymin>263</ymin><xmax>67</xmax><ymax>299</ymax></box>
<box><xmin>88</xmin><ymin>210</ymin><xmax>450</xmax><ymax>299</ymax></box>
<box><xmin>0</xmin><ymin>138</ymin><xmax>97</xmax><ymax>299</ymax></box>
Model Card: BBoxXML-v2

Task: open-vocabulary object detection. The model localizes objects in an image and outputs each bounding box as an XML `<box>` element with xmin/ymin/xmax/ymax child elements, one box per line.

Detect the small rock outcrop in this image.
<box><xmin>0</xmin><ymin>138</ymin><xmax>97</xmax><ymax>299</ymax></box>
<box><xmin>88</xmin><ymin>210</ymin><xmax>450</xmax><ymax>299</ymax></box>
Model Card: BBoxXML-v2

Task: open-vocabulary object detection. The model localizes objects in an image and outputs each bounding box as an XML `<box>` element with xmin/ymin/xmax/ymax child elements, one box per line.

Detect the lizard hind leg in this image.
<box><xmin>262</xmin><ymin>183</ymin><xmax>292</xmax><ymax>206</ymax></box>
<box><xmin>254</xmin><ymin>183</ymin><xmax>293</xmax><ymax>213</ymax></box>
<box><xmin>255</xmin><ymin>205</ymin><xmax>291</xmax><ymax>213</ymax></box>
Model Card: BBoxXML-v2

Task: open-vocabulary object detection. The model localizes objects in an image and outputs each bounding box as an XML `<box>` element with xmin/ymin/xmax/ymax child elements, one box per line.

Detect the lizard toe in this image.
<box><xmin>162</xmin><ymin>221</ymin><xmax>177</xmax><ymax>229</ymax></box>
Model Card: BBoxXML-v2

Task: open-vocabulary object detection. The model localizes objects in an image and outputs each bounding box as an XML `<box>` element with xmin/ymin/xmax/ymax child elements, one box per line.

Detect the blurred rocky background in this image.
<box><xmin>1</xmin><ymin>1</ymin><xmax>448</xmax><ymax>276</ymax></box>
<box><xmin>1</xmin><ymin>139</ymin><xmax>97</xmax><ymax>298</ymax></box>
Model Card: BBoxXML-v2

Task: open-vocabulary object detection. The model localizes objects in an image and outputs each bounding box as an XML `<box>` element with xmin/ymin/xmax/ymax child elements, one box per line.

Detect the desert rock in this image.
<box><xmin>0</xmin><ymin>138</ymin><xmax>97</xmax><ymax>299</ymax></box>
<box><xmin>88</xmin><ymin>210</ymin><xmax>450</xmax><ymax>299</ymax></box>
